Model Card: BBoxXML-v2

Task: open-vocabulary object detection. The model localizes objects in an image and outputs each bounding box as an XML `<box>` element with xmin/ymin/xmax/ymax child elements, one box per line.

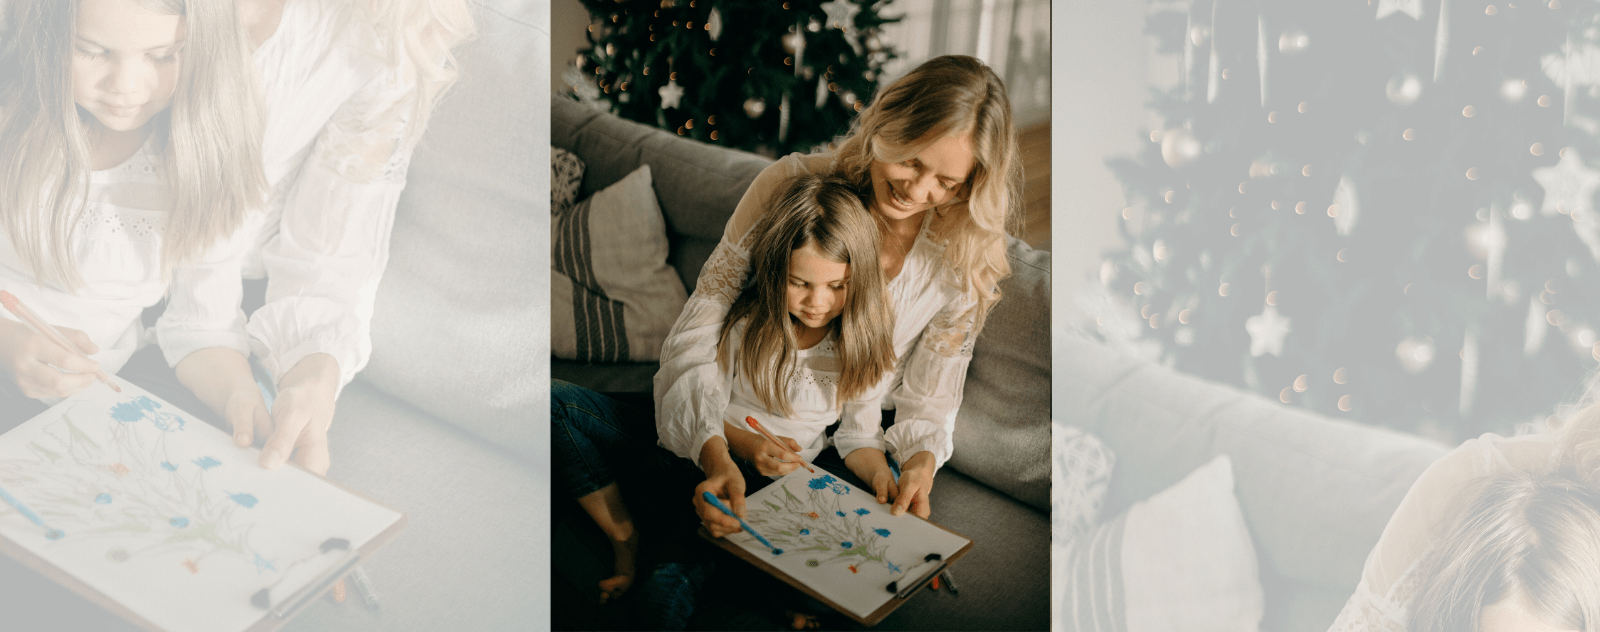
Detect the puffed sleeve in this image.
<box><xmin>653</xmin><ymin>154</ymin><xmax>817</xmax><ymax>466</ymax></box>
<box><xmin>830</xmin><ymin>368</ymin><xmax>895</xmax><ymax>460</ymax></box>
<box><xmin>883</xmin><ymin>285</ymin><xmax>982</xmax><ymax>470</ymax></box>
<box><xmin>155</xmin><ymin>230</ymin><xmax>252</xmax><ymax>367</ymax></box>
<box><xmin>246</xmin><ymin>61</ymin><xmax>419</xmax><ymax>389</ymax></box>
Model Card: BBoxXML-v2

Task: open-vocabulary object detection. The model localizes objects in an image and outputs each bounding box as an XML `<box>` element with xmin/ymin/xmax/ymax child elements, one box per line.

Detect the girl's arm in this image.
<box><xmin>653</xmin><ymin>155</ymin><xmax>818</xmax><ymax>465</ymax></box>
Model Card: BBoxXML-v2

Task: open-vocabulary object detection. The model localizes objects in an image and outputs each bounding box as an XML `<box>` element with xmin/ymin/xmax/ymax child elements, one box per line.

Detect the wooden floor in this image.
<box><xmin>1017</xmin><ymin>123</ymin><xmax>1050</xmax><ymax>249</ymax></box>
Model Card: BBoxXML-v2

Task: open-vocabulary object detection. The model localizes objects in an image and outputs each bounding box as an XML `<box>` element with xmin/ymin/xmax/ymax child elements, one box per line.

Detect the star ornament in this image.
<box><xmin>1245</xmin><ymin>304</ymin><xmax>1292</xmax><ymax>357</ymax></box>
<box><xmin>1533</xmin><ymin>148</ymin><xmax>1600</xmax><ymax>217</ymax></box>
<box><xmin>820</xmin><ymin>0</ymin><xmax>860</xmax><ymax>32</ymax></box>
<box><xmin>658</xmin><ymin>79</ymin><xmax>684</xmax><ymax>110</ymax></box>
<box><xmin>1375</xmin><ymin>0</ymin><xmax>1422</xmax><ymax>20</ymax></box>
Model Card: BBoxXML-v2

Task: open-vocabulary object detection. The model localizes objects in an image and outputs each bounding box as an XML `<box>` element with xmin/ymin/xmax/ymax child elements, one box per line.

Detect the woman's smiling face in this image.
<box><xmin>868</xmin><ymin>132</ymin><xmax>976</xmax><ymax>222</ymax></box>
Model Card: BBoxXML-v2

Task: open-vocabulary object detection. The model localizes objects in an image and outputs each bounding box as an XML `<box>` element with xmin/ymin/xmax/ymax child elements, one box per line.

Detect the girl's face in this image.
<box><xmin>868</xmin><ymin>132</ymin><xmax>977</xmax><ymax>222</ymax></box>
<box><xmin>71</xmin><ymin>0</ymin><xmax>186</xmax><ymax>133</ymax></box>
<box><xmin>786</xmin><ymin>242</ymin><xmax>849</xmax><ymax>331</ymax></box>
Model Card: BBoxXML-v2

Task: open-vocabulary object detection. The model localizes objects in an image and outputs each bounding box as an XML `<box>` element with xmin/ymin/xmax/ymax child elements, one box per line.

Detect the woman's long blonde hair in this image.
<box><xmin>1408</xmin><ymin>373</ymin><xmax>1600</xmax><ymax>632</ymax></box>
<box><xmin>0</xmin><ymin>0</ymin><xmax>265</xmax><ymax>288</ymax></box>
<box><xmin>717</xmin><ymin>174</ymin><xmax>896</xmax><ymax>417</ymax></box>
<box><xmin>832</xmin><ymin>54</ymin><xmax>1022</xmax><ymax>330</ymax></box>
<box><xmin>351</xmin><ymin>0</ymin><xmax>476</xmax><ymax>144</ymax></box>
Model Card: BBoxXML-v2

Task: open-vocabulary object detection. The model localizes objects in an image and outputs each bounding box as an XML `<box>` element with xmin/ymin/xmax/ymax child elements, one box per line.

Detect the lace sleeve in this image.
<box><xmin>247</xmin><ymin>62</ymin><xmax>421</xmax><ymax>389</ymax></box>
<box><xmin>883</xmin><ymin>285</ymin><xmax>982</xmax><ymax>469</ymax></box>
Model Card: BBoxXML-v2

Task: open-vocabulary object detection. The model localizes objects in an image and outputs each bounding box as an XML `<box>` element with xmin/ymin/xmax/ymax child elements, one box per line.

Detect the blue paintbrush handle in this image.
<box><xmin>701</xmin><ymin>491</ymin><xmax>780</xmax><ymax>552</ymax></box>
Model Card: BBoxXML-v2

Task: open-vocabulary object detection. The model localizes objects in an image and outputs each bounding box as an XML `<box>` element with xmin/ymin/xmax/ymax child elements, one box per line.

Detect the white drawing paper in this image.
<box><xmin>726</xmin><ymin>468</ymin><xmax>970</xmax><ymax>619</ymax></box>
<box><xmin>0</xmin><ymin>381</ymin><xmax>401</xmax><ymax>632</ymax></box>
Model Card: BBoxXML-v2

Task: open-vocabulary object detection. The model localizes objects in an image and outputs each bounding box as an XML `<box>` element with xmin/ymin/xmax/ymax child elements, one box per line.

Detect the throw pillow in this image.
<box><xmin>1056</xmin><ymin>454</ymin><xmax>1264</xmax><ymax>632</ymax></box>
<box><xmin>551</xmin><ymin>164</ymin><xmax>688</xmax><ymax>362</ymax></box>
<box><xmin>552</xmin><ymin>146</ymin><xmax>584</xmax><ymax>211</ymax></box>
<box><xmin>1053</xmin><ymin>423</ymin><xmax>1115</xmax><ymax>543</ymax></box>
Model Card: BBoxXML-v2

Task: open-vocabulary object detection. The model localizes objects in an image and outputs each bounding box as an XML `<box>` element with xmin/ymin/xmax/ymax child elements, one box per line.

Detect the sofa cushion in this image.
<box><xmin>551</xmin><ymin>165</ymin><xmax>687</xmax><ymax>362</ymax></box>
<box><xmin>551</xmin><ymin>97</ymin><xmax>771</xmax><ymax>294</ymax></box>
<box><xmin>358</xmin><ymin>0</ymin><xmax>541</xmax><ymax>457</ymax></box>
<box><xmin>947</xmin><ymin>238</ymin><xmax>1051</xmax><ymax>510</ymax></box>
<box><xmin>1059</xmin><ymin>455</ymin><xmax>1264</xmax><ymax>632</ymax></box>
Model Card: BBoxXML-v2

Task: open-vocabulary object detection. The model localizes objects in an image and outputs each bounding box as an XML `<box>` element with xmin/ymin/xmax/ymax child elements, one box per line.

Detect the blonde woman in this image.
<box><xmin>1329</xmin><ymin>372</ymin><xmax>1600</xmax><ymax>631</ymax></box>
<box><xmin>161</xmin><ymin>0</ymin><xmax>474</xmax><ymax>475</ymax></box>
<box><xmin>0</xmin><ymin>0</ymin><xmax>266</xmax><ymax>424</ymax></box>
<box><xmin>657</xmin><ymin>54</ymin><xmax>1023</xmax><ymax>531</ymax></box>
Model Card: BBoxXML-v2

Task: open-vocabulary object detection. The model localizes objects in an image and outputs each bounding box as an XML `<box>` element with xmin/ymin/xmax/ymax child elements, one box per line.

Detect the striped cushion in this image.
<box><xmin>551</xmin><ymin>165</ymin><xmax>687</xmax><ymax>362</ymax></box>
<box><xmin>1058</xmin><ymin>455</ymin><xmax>1264</xmax><ymax>632</ymax></box>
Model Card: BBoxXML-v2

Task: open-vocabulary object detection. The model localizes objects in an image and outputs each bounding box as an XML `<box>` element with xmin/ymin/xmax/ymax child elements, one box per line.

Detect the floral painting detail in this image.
<box><xmin>854</xmin><ymin>508</ymin><xmax>870</xmax><ymax>516</ymax></box>
<box><xmin>873</xmin><ymin>528</ymin><xmax>890</xmax><ymax>537</ymax></box>
<box><xmin>108</xmin><ymin>396</ymin><xmax>185</xmax><ymax>432</ymax></box>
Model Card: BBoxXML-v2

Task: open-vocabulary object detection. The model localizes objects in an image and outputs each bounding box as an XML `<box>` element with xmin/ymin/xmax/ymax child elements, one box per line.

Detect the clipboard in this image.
<box><xmin>0</xmin><ymin>380</ymin><xmax>407</xmax><ymax>632</ymax></box>
<box><xmin>698</xmin><ymin>514</ymin><xmax>974</xmax><ymax>627</ymax></box>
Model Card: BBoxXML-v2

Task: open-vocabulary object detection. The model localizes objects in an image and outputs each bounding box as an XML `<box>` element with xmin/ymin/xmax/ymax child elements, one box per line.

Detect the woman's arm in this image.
<box><xmin>653</xmin><ymin>155</ymin><xmax>815</xmax><ymax>465</ymax></box>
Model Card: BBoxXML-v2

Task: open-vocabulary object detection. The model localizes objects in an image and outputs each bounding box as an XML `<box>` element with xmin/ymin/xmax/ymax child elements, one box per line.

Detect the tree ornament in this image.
<box><xmin>820</xmin><ymin>0</ymin><xmax>860</xmax><ymax>32</ymax></box>
<box><xmin>1376</xmin><ymin>0</ymin><xmax>1423</xmax><ymax>20</ymax></box>
<box><xmin>778</xmin><ymin>94</ymin><xmax>791</xmax><ymax>143</ymax></box>
<box><xmin>1459</xmin><ymin>330</ymin><xmax>1478</xmax><ymax>416</ymax></box>
<box><xmin>1277</xmin><ymin>30</ymin><xmax>1310</xmax><ymax>54</ymax></box>
<box><xmin>744</xmin><ymin>97</ymin><xmax>767</xmax><ymax>119</ymax></box>
<box><xmin>807</xmin><ymin>17</ymin><xmax>822</xmax><ymax>32</ymax></box>
<box><xmin>783</xmin><ymin>31</ymin><xmax>805</xmax><ymax>54</ymax></box>
<box><xmin>1386</xmin><ymin>74</ymin><xmax>1422</xmax><ymax>105</ymax></box>
<box><xmin>1160</xmin><ymin>128</ymin><xmax>1202</xmax><ymax>168</ymax></box>
<box><xmin>866</xmin><ymin>34</ymin><xmax>882</xmax><ymax>52</ymax></box>
<box><xmin>1332</xmin><ymin>177</ymin><xmax>1359</xmax><ymax>236</ymax></box>
<box><xmin>658</xmin><ymin>78</ymin><xmax>685</xmax><ymax>109</ymax></box>
<box><xmin>815</xmin><ymin>76</ymin><xmax>829</xmax><ymax>108</ymax></box>
<box><xmin>1533</xmin><ymin>148</ymin><xmax>1600</xmax><ymax>218</ymax></box>
<box><xmin>706</xmin><ymin>7</ymin><xmax>723</xmax><ymax>41</ymax></box>
<box><xmin>1500</xmin><ymin>78</ymin><xmax>1529</xmax><ymax>103</ymax></box>
<box><xmin>1395</xmin><ymin>336</ymin><xmax>1436</xmax><ymax>373</ymax></box>
<box><xmin>1245</xmin><ymin>304</ymin><xmax>1292</xmax><ymax>357</ymax></box>
<box><xmin>1541</xmin><ymin>42</ymin><xmax>1600</xmax><ymax>90</ymax></box>
<box><xmin>1524</xmin><ymin>297</ymin><xmax>1549</xmax><ymax>357</ymax></box>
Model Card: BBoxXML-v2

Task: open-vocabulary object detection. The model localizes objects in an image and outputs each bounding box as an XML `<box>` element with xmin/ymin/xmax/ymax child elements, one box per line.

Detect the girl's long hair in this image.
<box><xmin>351</xmin><ymin>0</ymin><xmax>476</xmax><ymax>144</ymax></box>
<box><xmin>831</xmin><ymin>54</ymin><xmax>1022</xmax><ymax>332</ymax></box>
<box><xmin>716</xmin><ymin>174</ymin><xmax>895</xmax><ymax>417</ymax></box>
<box><xmin>1407</xmin><ymin>371</ymin><xmax>1600</xmax><ymax>632</ymax></box>
<box><xmin>0</xmin><ymin>0</ymin><xmax>265</xmax><ymax>288</ymax></box>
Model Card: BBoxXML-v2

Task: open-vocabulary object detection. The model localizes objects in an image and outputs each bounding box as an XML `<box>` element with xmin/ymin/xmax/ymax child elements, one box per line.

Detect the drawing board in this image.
<box><xmin>710</xmin><ymin>468</ymin><xmax>972</xmax><ymax>624</ymax></box>
<box><xmin>0</xmin><ymin>380</ymin><xmax>404</xmax><ymax>632</ymax></box>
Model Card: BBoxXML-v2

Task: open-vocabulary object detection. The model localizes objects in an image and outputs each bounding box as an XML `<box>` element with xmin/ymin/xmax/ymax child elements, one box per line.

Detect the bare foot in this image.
<box><xmin>786</xmin><ymin>610</ymin><xmax>821</xmax><ymax>630</ymax></box>
<box><xmin>597</xmin><ymin>531</ymin><xmax>638</xmax><ymax>604</ymax></box>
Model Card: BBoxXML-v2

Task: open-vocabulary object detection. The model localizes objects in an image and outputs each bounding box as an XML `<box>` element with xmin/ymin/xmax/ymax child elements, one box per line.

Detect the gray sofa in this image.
<box><xmin>550</xmin><ymin>96</ymin><xmax>1052</xmax><ymax>630</ymax></box>
<box><xmin>0</xmin><ymin>1</ymin><xmax>547</xmax><ymax>631</ymax></box>
<box><xmin>1055</xmin><ymin>330</ymin><xmax>1450</xmax><ymax>632</ymax></box>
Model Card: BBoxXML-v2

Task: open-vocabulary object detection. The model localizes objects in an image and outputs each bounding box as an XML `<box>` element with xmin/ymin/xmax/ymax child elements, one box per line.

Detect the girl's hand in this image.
<box><xmin>724</xmin><ymin>422</ymin><xmax>805</xmax><ymax>477</ymax></box>
<box><xmin>843</xmin><ymin>448</ymin><xmax>900</xmax><ymax>505</ymax></box>
<box><xmin>892</xmin><ymin>451</ymin><xmax>937</xmax><ymax>518</ymax></box>
<box><xmin>0</xmin><ymin>317</ymin><xmax>102</xmax><ymax>398</ymax></box>
<box><xmin>260</xmin><ymin>353</ymin><xmax>340</xmax><ymax>476</ymax></box>
<box><xmin>175</xmin><ymin>348</ymin><xmax>272</xmax><ymax>448</ymax></box>
<box><xmin>695</xmin><ymin>437</ymin><xmax>747</xmax><ymax>538</ymax></box>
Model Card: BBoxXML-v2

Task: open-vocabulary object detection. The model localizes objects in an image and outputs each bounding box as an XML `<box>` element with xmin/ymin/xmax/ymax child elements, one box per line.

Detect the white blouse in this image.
<box><xmin>244</xmin><ymin>0</ymin><xmax>422</xmax><ymax>388</ymax></box>
<box><xmin>654</xmin><ymin>153</ymin><xmax>983</xmax><ymax>469</ymax></box>
<box><xmin>719</xmin><ymin>323</ymin><xmax>894</xmax><ymax>467</ymax></box>
<box><xmin>1326</xmin><ymin>432</ymin><xmax>1562</xmax><ymax>632</ymax></box>
<box><xmin>0</xmin><ymin>141</ymin><xmax>249</xmax><ymax>378</ymax></box>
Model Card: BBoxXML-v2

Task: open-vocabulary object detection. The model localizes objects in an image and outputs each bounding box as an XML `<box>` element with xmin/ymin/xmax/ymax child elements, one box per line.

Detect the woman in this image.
<box><xmin>165</xmin><ymin>0</ymin><xmax>475</xmax><ymax>475</ymax></box>
<box><xmin>1328</xmin><ymin>371</ymin><xmax>1600</xmax><ymax>631</ymax></box>
<box><xmin>657</xmin><ymin>54</ymin><xmax>1024</xmax><ymax>532</ymax></box>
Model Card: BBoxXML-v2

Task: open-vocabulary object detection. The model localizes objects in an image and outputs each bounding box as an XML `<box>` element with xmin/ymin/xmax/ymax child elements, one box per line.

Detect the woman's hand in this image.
<box><xmin>0</xmin><ymin>317</ymin><xmax>102</xmax><ymax>398</ymax></box>
<box><xmin>843</xmin><ymin>448</ymin><xmax>900</xmax><ymax>506</ymax></box>
<box><xmin>892</xmin><ymin>451</ymin><xmax>937</xmax><ymax>518</ymax></box>
<box><xmin>723</xmin><ymin>422</ymin><xmax>804</xmax><ymax>477</ymax></box>
<box><xmin>260</xmin><ymin>353</ymin><xmax>340</xmax><ymax>476</ymax></box>
<box><xmin>694</xmin><ymin>437</ymin><xmax>747</xmax><ymax>538</ymax></box>
<box><xmin>175</xmin><ymin>348</ymin><xmax>272</xmax><ymax>448</ymax></box>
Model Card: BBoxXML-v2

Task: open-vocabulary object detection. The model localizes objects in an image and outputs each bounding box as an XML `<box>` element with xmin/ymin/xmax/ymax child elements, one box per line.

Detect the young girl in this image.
<box><xmin>552</xmin><ymin>173</ymin><xmax>897</xmax><ymax>629</ymax></box>
<box><xmin>0</xmin><ymin>0</ymin><xmax>267</xmax><ymax>427</ymax></box>
<box><xmin>1329</xmin><ymin>371</ymin><xmax>1600</xmax><ymax>631</ymax></box>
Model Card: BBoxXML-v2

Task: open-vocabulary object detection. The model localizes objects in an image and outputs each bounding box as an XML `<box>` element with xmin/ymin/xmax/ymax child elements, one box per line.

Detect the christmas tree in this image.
<box><xmin>569</xmin><ymin>0</ymin><xmax>899</xmax><ymax>157</ymax></box>
<box><xmin>1103</xmin><ymin>0</ymin><xmax>1600</xmax><ymax>440</ymax></box>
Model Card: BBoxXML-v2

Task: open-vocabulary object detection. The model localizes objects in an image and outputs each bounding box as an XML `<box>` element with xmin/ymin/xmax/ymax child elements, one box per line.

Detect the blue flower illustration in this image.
<box><xmin>854</xmin><ymin>508</ymin><xmax>870</xmax><ymax>515</ymax></box>
<box><xmin>841</xmin><ymin>542</ymin><xmax>853</xmax><ymax>549</ymax></box>
<box><xmin>836</xmin><ymin>511</ymin><xmax>846</xmax><ymax>517</ymax></box>
<box><xmin>874</xmin><ymin>528</ymin><xmax>891</xmax><ymax>537</ymax></box>
<box><xmin>799</xmin><ymin>529</ymin><xmax>810</xmax><ymax>535</ymax></box>
<box><xmin>109</xmin><ymin>401</ymin><xmax>144</xmax><ymax>423</ymax></box>
<box><xmin>808</xmin><ymin>478</ymin><xmax>828</xmax><ymax>490</ymax></box>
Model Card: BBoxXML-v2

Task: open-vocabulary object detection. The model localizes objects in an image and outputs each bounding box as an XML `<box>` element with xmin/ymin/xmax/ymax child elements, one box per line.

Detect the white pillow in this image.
<box><xmin>1057</xmin><ymin>455</ymin><xmax>1264</xmax><ymax>632</ymax></box>
<box><xmin>551</xmin><ymin>164</ymin><xmax>688</xmax><ymax>362</ymax></box>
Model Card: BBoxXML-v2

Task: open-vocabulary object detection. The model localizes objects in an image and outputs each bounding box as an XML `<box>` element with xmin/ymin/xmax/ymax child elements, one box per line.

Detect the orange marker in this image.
<box><xmin>0</xmin><ymin>290</ymin><xmax>119</xmax><ymax>393</ymax></box>
<box><xmin>745</xmin><ymin>416</ymin><xmax>815</xmax><ymax>473</ymax></box>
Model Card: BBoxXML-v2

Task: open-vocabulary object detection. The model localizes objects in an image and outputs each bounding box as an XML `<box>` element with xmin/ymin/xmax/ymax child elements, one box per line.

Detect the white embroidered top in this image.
<box><xmin>1327</xmin><ymin>432</ymin><xmax>1562</xmax><ymax>632</ymax></box>
<box><xmin>0</xmin><ymin>140</ymin><xmax>250</xmax><ymax>378</ymax></box>
<box><xmin>244</xmin><ymin>0</ymin><xmax>423</xmax><ymax>388</ymax></box>
<box><xmin>654</xmin><ymin>153</ymin><xmax>982</xmax><ymax>469</ymax></box>
<box><xmin>720</xmin><ymin>322</ymin><xmax>894</xmax><ymax>468</ymax></box>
